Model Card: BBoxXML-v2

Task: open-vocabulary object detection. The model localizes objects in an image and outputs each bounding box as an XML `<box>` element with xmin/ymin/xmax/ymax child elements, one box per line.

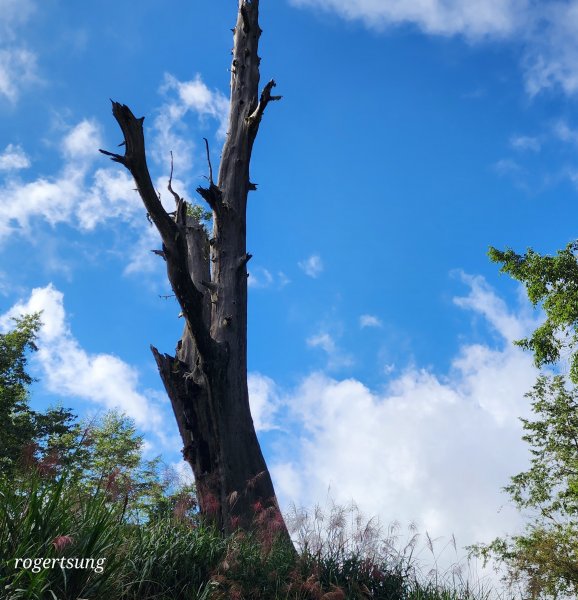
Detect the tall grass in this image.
<box><xmin>0</xmin><ymin>472</ymin><xmax>124</xmax><ymax>599</ymax></box>
<box><xmin>119</xmin><ymin>518</ymin><xmax>225</xmax><ymax>599</ymax></box>
<box><xmin>0</xmin><ymin>470</ymin><xmax>504</xmax><ymax>600</ymax></box>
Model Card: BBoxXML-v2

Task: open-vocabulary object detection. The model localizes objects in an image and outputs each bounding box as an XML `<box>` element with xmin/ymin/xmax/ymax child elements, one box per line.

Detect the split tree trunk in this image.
<box><xmin>100</xmin><ymin>0</ymin><xmax>288</xmax><ymax>538</ymax></box>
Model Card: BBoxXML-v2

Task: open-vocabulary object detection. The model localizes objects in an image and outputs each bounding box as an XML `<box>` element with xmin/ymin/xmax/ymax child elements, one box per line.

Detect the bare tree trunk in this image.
<box><xmin>100</xmin><ymin>0</ymin><xmax>289</xmax><ymax>539</ymax></box>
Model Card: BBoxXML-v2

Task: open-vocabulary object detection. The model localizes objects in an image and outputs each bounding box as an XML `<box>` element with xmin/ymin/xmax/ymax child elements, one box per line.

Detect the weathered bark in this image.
<box><xmin>100</xmin><ymin>0</ymin><xmax>288</xmax><ymax>538</ymax></box>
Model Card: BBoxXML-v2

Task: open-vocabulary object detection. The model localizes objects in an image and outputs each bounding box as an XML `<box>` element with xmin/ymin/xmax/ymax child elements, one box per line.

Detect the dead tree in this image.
<box><xmin>100</xmin><ymin>0</ymin><xmax>289</xmax><ymax>537</ymax></box>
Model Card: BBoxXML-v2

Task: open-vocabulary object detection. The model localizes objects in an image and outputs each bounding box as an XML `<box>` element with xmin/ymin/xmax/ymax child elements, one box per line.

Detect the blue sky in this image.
<box><xmin>2</xmin><ymin>0</ymin><xmax>578</xmax><ymax>581</ymax></box>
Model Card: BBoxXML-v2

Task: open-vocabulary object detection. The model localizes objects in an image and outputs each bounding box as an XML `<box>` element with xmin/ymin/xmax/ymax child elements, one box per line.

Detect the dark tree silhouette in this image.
<box><xmin>100</xmin><ymin>0</ymin><xmax>288</xmax><ymax>537</ymax></box>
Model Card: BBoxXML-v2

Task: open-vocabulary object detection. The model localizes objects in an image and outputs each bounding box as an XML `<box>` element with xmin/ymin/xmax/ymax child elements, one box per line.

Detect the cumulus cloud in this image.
<box><xmin>152</xmin><ymin>73</ymin><xmax>229</xmax><ymax>174</ymax></box>
<box><xmin>61</xmin><ymin>119</ymin><xmax>102</xmax><ymax>160</ymax></box>
<box><xmin>0</xmin><ymin>73</ymin><xmax>228</xmax><ymax>274</ymax></box>
<box><xmin>0</xmin><ymin>120</ymin><xmax>140</xmax><ymax>240</ymax></box>
<box><xmin>248</xmin><ymin>373</ymin><xmax>282</xmax><ymax>431</ymax></box>
<box><xmin>0</xmin><ymin>284</ymin><xmax>166</xmax><ymax>431</ymax></box>
<box><xmin>0</xmin><ymin>144</ymin><xmax>30</xmax><ymax>171</ymax></box>
<box><xmin>254</xmin><ymin>274</ymin><xmax>539</xmax><ymax>568</ymax></box>
<box><xmin>298</xmin><ymin>254</ymin><xmax>324</xmax><ymax>278</ymax></box>
<box><xmin>523</xmin><ymin>2</ymin><xmax>578</xmax><ymax>97</ymax></box>
<box><xmin>359</xmin><ymin>314</ymin><xmax>383</xmax><ymax>328</ymax></box>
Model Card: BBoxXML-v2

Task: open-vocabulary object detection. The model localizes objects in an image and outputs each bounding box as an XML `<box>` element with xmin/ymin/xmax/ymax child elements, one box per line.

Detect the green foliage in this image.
<box><xmin>478</xmin><ymin>242</ymin><xmax>578</xmax><ymax>596</ymax></box>
<box><xmin>472</xmin><ymin>376</ymin><xmax>578</xmax><ymax>597</ymax></box>
<box><xmin>0</xmin><ymin>314</ymin><xmax>494</xmax><ymax>599</ymax></box>
<box><xmin>187</xmin><ymin>203</ymin><xmax>213</xmax><ymax>225</ymax></box>
<box><xmin>0</xmin><ymin>313</ymin><xmax>80</xmax><ymax>477</ymax></box>
<box><xmin>489</xmin><ymin>242</ymin><xmax>578</xmax><ymax>382</ymax></box>
<box><xmin>0</xmin><ymin>313</ymin><xmax>41</xmax><ymax>470</ymax></box>
<box><xmin>0</xmin><ymin>471</ymin><xmax>125</xmax><ymax>599</ymax></box>
<box><xmin>120</xmin><ymin>519</ymin><xmax>225</xmax><ymax>599</ymax></box>
<box><xmin>506</xmin><ymin>376</ymin><xmax>578</xmax><ymax>517</ymax></box>
<box><xmin>207</xmin><ymin>502</ymin><xmax>491</xmax><ymax>600</ymax></box>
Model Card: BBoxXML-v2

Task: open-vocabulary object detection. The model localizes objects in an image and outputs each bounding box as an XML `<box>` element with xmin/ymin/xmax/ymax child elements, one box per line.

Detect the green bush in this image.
<box><xmin>0</xmin><ymin>472</ymin><xmax>124</xmax><ymax>599</ymax></box>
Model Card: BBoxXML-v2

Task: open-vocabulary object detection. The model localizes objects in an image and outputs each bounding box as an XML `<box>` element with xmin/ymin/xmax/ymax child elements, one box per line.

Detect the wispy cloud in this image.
<box><xmin>298</xmin><ymin>254</ymin><xmax>324</xmax><ymax>278</ymax></box>
<box><xmin>290</xmin><ymin>0</ymin><xmax>578</xmax><ymax>98</ymax></box>
<box><xmin>493</xmin><ymin>158</ymin><xmax>522</xmax><ymax>176</ymax></box>
<box><xmin>453</xmin><ymin>271</ymin><xmax>537</xmax><ymax>343</ymax></box>
<box><xmin>553</xmin><ymin>120</ymin><xmax>578</xmax><ymax>146</ymax></box>
<box><xmin>307</xmin><ymin>331</ymin><xmax>354</xmax><ymax>370</ymax></box>
<box><xmin>359</xmin><ymin>314</ymin><xmax>383</xmax><ymax>328</ymax></box>
<box><xmin>509</xmin><ymin>135</ymin><xmax>540</xmax><ymax>152</ymax></box>
<box><xmin>248</xmin><ymin>266</ymin><xmax>274</xmax><ymax>289</ymax></box>
<box><xmin>290</xmin><ymin>0</ymin><xmax>527</xmax><ymax>39</ymax></box>
<box><xmin>0</xmin><ymin>0</ymin><xmax>39</xmax><ymax>102</ymax></box>
<box><xmin>0</xmin><ymin>0</ymin><xmax>36</xmax><ymax>37</ymax></box>
<box><xmin>0</xmin><ymin>47</ymin><xmax>38</xmax><ymax>103</ymax></box>
<box><xmin>248</xmin><ymin>266</ymin><xmax>291</xmax><ymax>290</ymax></box>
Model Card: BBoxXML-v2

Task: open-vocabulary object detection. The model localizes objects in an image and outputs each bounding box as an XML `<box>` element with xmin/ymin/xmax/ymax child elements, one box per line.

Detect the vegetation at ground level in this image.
<box><xmin>6</xmin><ymin>262</ymin><xmax>578</xmax><ymax>598</ymax></box>
<box><xmin>1</xmin><ymin>467</ymin><xmax>502</xmax><ymax>600</ymax></box>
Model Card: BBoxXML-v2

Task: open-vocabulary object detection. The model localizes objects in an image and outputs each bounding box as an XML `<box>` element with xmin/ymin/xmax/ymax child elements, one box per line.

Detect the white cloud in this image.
<box><xmin>0</xmin><ymin>76</ymin><xmax>226</xmax><ymax>274</ymax></box>
<box><xmin>523</xmin><ymin>2</ymin><xmax>578</xmax><ymax>97</ymax></box>
<box><xmin>0</xmin><ymin>120</ymin><xmax>140</xmax><ymax>240</ymax></box>
<box><xmin>169</xmin><ymin>460</ymin><xmax>196</xmax><ymax>486</ymax></box>
<box><xmin>359</xmin><ymin>314</ymin><xmax>383</xmax><ymax>328</ymax></box>
<box><xmin>452</xmin><ymin>272</ymin><xmax>537</xmax><ymax>343</ymax></box>
<box><xmin>307</xmin><ymin>331</ymin><xmax>354</xmax><ymax>369</ymax></box>
<box><xmin>124</xmin><ymin>225</ymin><xmax>163</xmax><ymax>276</ymax></box>
<box><xmin>0</xmin><ymin>48</ymin><xmax>38</xmax><ymax>102</ymax></box>
<box><xmin>290</xmin><ymin>0</ymin><xmax>578</xmax><ymax>99</ymax></box>
<box><xmin>248</xmin><ymin>373</ymin><xmax>282</xmax><ymax>431</ymax></box>
<box><xmin>260</xmin><ymin>274</ymin><xmax>539</xmax><ymax>573</ymax></box>
<box><xmin>289</xmin><ymin>0</ymin><xmax>529</xmax><ymax>39</ymax></box>
<box><xmin>248</xmin><ymin>266</ymin><xmax>274</xmax><ymax>289</ymax></box>
<box><xmin>248</xmin><ymin>267</ymin><xmax>291</xmax><ymax>290</ymax></box>
<box><xmin>0</xmin><ymin>144</ymin><xmax>30</xmax><ymax>170</ymax></box>
<box><xmin>0</xmin><ymin>284</ymin><xmax>166</xmax><ymax>431</ymax></box>
<box><xmin>509</xmin><ymin>135</ymin><xmax>540</xmax><ymax>152</ymax></box>
<box><xmin>152</xmin><ymin>73</ymin><xmax>229</xmax><ymax>174</ymax></box>
<box><xmin>553</xmin><ymin>119</ymin><xmax>578</xmax><ymax>146</ymax></box>
<box><xmin>307</xmin><ymin>332</ymin><xmax>336</xmax><ymax>354</ymax></box>
<box><xmin>61</xmin><ymin>119</ymin><xmax>102</xmax><ymax>160</ymax></box>
<box><xmin>493</xmin><ymin>158</ymin><xmax>521</xmax><ymax>175</ymax></box>
<box><xmin>298</xmin><ymin>254</ymin><xmax>324</xmax><ymax>278</ymax></box>
<box><xmin>0</xmin><ymin>0</ymin><xmax>35</xmax><ymax>37</ymax></box>
<box><xmin>0</xmin><ymin>0</ymin><xmax>38</xmax><ymax>102</ymax></box>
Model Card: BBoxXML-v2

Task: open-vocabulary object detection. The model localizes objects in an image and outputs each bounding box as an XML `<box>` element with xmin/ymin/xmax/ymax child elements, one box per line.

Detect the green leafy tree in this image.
<box><xmin>0</xmin><ymin>313</ymin><xmax>41</xmax><ymax>470</ymax></box>
<box><xmin>0</xmin><ymin>313</ymin><xmax>191</xmax><ymax>517</ymax></box>
<box><xmin>475</xmin><ymin>376</ymin><xmax>578</xmax><ymax>597</ymax></box>
<box><xmin>472</xmin><ymin>244</ymin><xmax>578</xmax><ymax>598</ymax></box>
<box><xmin>0</xmin><ymin>313</ymin><xmax>76</xmax><ymax>475</ymax></box>
<box><xmin>489</xmin><ymin>242</ymin><xmax>578</xmax><ymax>381</ymax></box>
